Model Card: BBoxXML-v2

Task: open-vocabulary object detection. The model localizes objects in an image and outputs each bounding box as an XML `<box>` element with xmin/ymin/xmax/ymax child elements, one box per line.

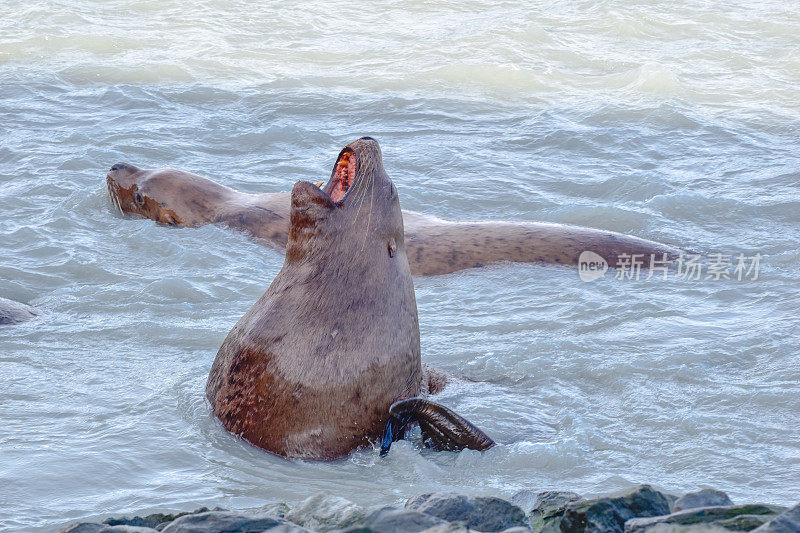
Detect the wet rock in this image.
<box><xmin>560</xmin><ymin>485</ymin><xmax>671</xmax><ymax>533</ymax></box>
<box><xmin>511</xmin><ymin>490</ymin><xmax>582</xmax><ymax>514</ymax></box>
<box><xmin>663</xmin><ymin>493</ymin><xmax>680</xmax><ymax>511</ymax></box>
<box><xmin>61</xmin><ymin>525</ymin><xmax>106</xmax><ymax>533</ymax></box>
<box><xmin>754</xmin><ymin>503</ymin><xmax>800</xmax><ymax>532</ymax></box>
<box><xmin>285</xmin><ymin>493</ymin><xmax>366</xmax><ymax>531</ymax></box>
<box><xmin>104</xmin><ymin>508</ymin><xmax>215</xmax><ymax>530</ymax></box>
<box><xmin>337</xmin><ymin>506</ymin><xmax>449</xmax><ymax>533</ymax></box>
<box><xmin>253</xmin><ymin>503</ymin><xmax>291</xmax><ymax>520</ymax></box>
<box><xmin>421</xmin><ymin>526</ymin><xmax>531</xmax><ymax>533</ymax></box>
<box><xmin>99</xmin><ymin>525</ymin><xmax>158</xmax><ymax>533</ymax></box>
<box><xmin>419</xmin><ymin>523</ymin><xmax>472</xmax><ymax>533</ymax></box>
<box><xmin>625</xmin><ymin>504</ymin><xmax>786</xmax><ymax>532</ymax></box>
<box><xmin>159</xmin><ymin>511</ymin><xmax>308</xmax><ymax>533</ymax></box>
<box><xmin>511</xmin><ymin>490</ymin><xmax>582</xmax><ymax>532</ymax></box>
<box><xmin>61</xmin><ymin>526</ymin><xmax>159</xmax><ymax>533</ymax></box>
<box><xmin>673</xmin><ymin>489</ymin><xmax>734</xmax><ymax>512</ymax></box>
<box><xmin>406</xmin><ymin>493</ymin><xmax>529</xmax><ymax>532</ymax></box>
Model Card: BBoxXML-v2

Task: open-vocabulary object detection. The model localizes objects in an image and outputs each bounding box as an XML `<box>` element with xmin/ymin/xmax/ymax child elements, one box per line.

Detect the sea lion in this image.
<box><xmin>106</xmin><ymin>153</ymin><xmax>682</xmax><ymax>276</ymax></box>
<box><xmin>205</xmin><ymin>137</ymin><xmax>492</xmax><ymax>460</ymax></box>
<box><xmin>0</xmin><ymin>296</ymin><xmax>37</xmax><ymax>325</ymax></box>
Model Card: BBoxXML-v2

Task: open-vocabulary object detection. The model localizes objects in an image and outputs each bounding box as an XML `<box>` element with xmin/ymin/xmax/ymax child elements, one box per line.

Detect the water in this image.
<box><xmin>1</xmin><ymin>0</ymin><xmax>799</xmax><ymax>530</ymax></box>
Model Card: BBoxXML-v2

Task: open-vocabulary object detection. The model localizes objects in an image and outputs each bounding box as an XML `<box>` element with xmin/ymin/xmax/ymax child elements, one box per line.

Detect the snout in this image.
<box><xmin>291</xmin><ymin>180</ymin><xmax>335</xmax><ymax>210</ymax></box>
<box><xmin>106</xmin><ymin>162</ymin><xmax>140</xmax><ymax>182</ymax></box>
<box><xmin>105</xmin><ymin>162</ymin><xmax>142</xmax><ymax>214</ymax></box>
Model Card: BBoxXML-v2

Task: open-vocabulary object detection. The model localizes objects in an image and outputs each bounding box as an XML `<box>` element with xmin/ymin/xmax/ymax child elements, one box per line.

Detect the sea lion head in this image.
<box><xmin>106</xmin><ymin>163</ymin><xmax>183</xmax><ymax>225</ymax></box>
<box><xmin>286</xmin><ymin>136</ymin><xmax>405</xmax><ymax>266</ymax></box>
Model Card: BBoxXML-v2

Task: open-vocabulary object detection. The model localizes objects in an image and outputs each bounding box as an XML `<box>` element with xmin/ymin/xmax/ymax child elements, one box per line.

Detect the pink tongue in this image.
<box><xmin>330</xmin><ymin>174</ymin><xmax>348</xmax><ymax>202</ymax></box>
<box><xmin>331</xmin><ymin>184</ymin><xmax>345</xmax><ymax>202</ymax></box>
<box><xmin>329</xmin><ymin>153</ymin><xmax>356</xmax><ymax>202</ymax></box>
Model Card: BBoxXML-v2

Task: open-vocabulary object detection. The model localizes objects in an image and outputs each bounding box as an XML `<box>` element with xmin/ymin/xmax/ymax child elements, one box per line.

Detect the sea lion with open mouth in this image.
<box><xmin>106</xmin><ymin>150</ymin><xmax>681</xmax><ymax>276</ymax></box>
<box><xmin>205</xmin><ymin>137</ymin><xmax>493</xmax><ymax>460</ymax></box>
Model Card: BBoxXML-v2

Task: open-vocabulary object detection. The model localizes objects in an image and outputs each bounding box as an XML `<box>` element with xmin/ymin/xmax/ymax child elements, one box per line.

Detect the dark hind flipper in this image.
<box><xmin>380</xmin><ymin>397</ymin><xmax>495</xmax><ymax>456</ymax></box>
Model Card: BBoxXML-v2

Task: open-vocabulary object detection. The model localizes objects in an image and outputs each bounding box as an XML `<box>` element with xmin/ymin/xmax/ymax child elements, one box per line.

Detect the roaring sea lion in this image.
<box><xmin>205</xmin><ymin>137</ymin><xmax>493</xmax><ymax>460</ymax></box>
<box><xmin>106</xmin><ymin>152</ymin><xmax>682</xmax><ymax>276</ymax></box>
<box><xmin>0</xmin><ymin>296</ymin><xmax>37</xmax><ymax>325</ymax></box>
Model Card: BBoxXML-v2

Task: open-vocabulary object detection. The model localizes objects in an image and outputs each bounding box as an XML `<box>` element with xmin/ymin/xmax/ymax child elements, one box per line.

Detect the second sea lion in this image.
<box><xmin>106</xmin><ymin>147</ymin><xmax>682</xmax><ymax>276</ymax></box>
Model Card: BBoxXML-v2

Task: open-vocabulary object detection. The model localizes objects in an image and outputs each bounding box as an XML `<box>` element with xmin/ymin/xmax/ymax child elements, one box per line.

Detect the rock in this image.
<box><xmin>159</xmin><ymin>511</ymin><xmax>308</xmax><ymax>533</ymax></box>
<box><xmin>61</xmin><ymin>525</ymin><xmax>106</xmax><ymax>533</ymax></box>
<box><xmin>511</xmin><ymin>490</ymin><xmax>582</xmax><ymax>514</ymax></box>
<box><xmin>98</xmin><ymin>525</ymin><xmax>158</xmax><ymax>533</ymax></box>
<box><xmin>754</xmin><ymin>503</ymin><xmax>800</xmax><ymax>532</ymax></box>
<box><xmin>60</xmin><ymin>526</ymin><xmax>159</xmax><ymax>533</ymax></box>
<box><xmin>336</xmin><ymin>506</ymin><xmax>450</xmax><ymax>533</ymax></box>
<box><xmin>253</xmin><ymin>503</ymin><xmax>291</xmax><ymax>520</ymax></box>
<box><xmin>662</xmin><ymin>493</ymin><xmax>680</xmax><ymax>512</ymax></box>
<box><xmin>511</xmin><ymin>490</ymin><xmax>582</xmax><ymax>532</ymax></box>
<box><xmin>406</xmin><ymin>493</ymin><xmax>529</xmax><ymax>532</ymax></box>
<box><xmin>625</xmin><ymin>504</ymin><xmax>786</xmax><ymax>532</ymax></box>
<box><xmin>284</xmin><ymin>493</ymin><xmax>366</xmax><ymax>531</ymax></box>
<box><xmin>104</xmin><ymin>508</ymin><xmax>215</xmax><ymax>530</ymax></box>
<box><xmin>419</xmin><ymin>523</ymin><xmax>472</xmax><ymax>533</ymax></box>
<box><xmin>560</xmin><ymin>485</ymin><xmax>671</xmax><ymax>533</ymax></box>
<box><xmin>419</xmin><ymin>525</ymin><xmax>530</xmax><ymax>533</ymax></box>
<box><xmin>673</xmin><ymin>490</ymin><xmax>734</xmax><ymax>512</ymax></box>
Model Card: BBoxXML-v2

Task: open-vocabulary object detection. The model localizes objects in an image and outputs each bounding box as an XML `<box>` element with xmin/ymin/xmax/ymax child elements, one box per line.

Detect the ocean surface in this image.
<box><xmin>1</xmin><ymin>0</ymin><xmax>799</xmax><ymax>531</ymax></box>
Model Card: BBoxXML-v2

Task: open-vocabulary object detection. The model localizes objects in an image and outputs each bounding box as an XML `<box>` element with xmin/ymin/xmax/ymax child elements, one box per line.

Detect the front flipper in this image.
<box><xmin>380</xmin><ymin>398</ymin><xmax>495</xmax><ymax>456</ymax></box>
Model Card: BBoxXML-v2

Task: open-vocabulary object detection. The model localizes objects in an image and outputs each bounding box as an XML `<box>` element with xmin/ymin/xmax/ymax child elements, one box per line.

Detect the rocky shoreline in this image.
<box><xmin>63</xmin><ymin>486</ymin><xmax>800</xmax><ymax>533</ymax></box>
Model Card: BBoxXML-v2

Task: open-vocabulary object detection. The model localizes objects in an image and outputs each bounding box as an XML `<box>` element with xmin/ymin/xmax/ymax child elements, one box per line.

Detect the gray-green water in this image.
<box><xmin>1</xmin><ymin>1</ymin><xmax>799</xmax><ymax>531</ymax></box>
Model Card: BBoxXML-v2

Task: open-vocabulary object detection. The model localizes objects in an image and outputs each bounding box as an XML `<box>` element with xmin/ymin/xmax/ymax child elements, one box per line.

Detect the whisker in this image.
<box><xmin>360</xmin><ymin>173</ymin><xmax>375</xmax><ymax>252</ymax></box>
<box><xmin>108</xmin><ymin>185</ymin><xmax>123</xmax><ymax>215</ymax></box>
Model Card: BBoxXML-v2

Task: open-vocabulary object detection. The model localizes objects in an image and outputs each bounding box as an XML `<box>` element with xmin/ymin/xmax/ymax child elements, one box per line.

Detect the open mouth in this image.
<box><xmin>327</xmin><ymin>150</ymin><xmax>357</xmax><ymax>203</ymax></box>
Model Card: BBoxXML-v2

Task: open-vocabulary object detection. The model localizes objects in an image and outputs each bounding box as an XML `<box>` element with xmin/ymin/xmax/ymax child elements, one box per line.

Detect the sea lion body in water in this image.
<box><xmin>206</xmin><ymin>138</ymin><xmax>492</xmax><ymax>460</ymax></box>
<box><xmin>0</xmin><ymin>297</ymin><xmax>37</xmax><ymax>325</ymax></box>
<box><xmin>107</xmin><ymin>160</ymin><xmax>681</xmax><ymax>276</ymax></box>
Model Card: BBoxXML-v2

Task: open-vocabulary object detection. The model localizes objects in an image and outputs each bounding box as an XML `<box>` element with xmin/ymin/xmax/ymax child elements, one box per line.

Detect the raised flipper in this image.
<box><xmin>380</xmin><ymin>397</ymin><xmax>495</xmax><ymax>456</ymax></box>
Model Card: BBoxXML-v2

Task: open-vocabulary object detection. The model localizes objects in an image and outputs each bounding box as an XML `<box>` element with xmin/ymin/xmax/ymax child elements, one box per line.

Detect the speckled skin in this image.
<box><xmin>205</xmin><ymin>138</ymin><xmax>423</xmax><ymax>460</ymax></box>
<box><xmin>106</xmin><ymin>159</ymin><xmax>681</xmax><ymax>276</ymax></box>
<box><xmin>400</xmin><ymin>213</ymin><xmax>681</xmax><ymax>275</ymax></box>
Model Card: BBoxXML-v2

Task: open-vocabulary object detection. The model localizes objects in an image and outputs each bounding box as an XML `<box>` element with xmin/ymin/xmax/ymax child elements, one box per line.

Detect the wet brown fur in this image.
<box><xmin>205</xmin><ymin>138</ymin><xmax>424</xmax><ymax>460</ymax></box>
